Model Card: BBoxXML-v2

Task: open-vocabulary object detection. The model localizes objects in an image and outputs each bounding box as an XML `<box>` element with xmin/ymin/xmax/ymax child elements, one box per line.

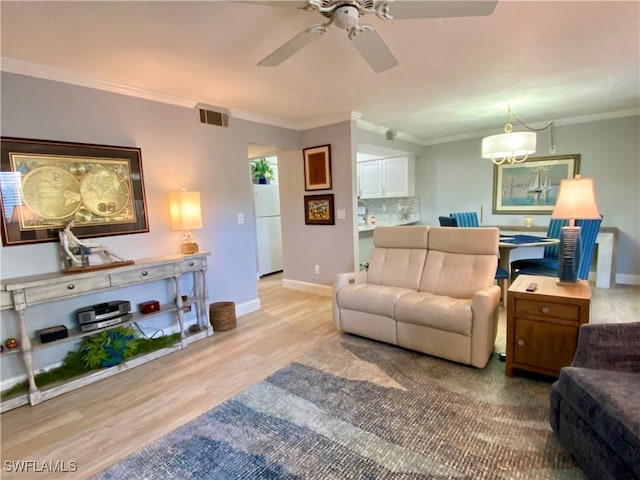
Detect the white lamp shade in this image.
<box><xmin>482</xmin><ymin>131</ymin><xmax>536</xmax><ymax>159</ymax></box>
<box><xmin>552</xmin><ymin>177</ymin><xmax>600</xmax><ymax>219</ymax></box>
<box><xmin>168</xmin><ymin>191</ymin><xmax>203</xmax><ymax>230</ymax></box>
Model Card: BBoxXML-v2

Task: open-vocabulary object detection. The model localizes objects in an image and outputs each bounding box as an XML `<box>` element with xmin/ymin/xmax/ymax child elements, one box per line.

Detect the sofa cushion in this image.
<box><xmin>394</xmin><ymin>292</ymin><xmax>473</xmax><ymax>336</ymax></box>
<box><xmin>420</xmin><ymin>227</ymin><xmax>498</xmax><ymax>298</ymax></box>
<box><xmin>557</xmin><ymin>367</ymin><xmax>640</xmax><ymax>470</ymax></box>
<box><xmin>337</xmin><ymin>284</ymin><xmax>415</xmax><ymax>318</ymax></box>
<box><xmin>366</xmin><ymin>226</ymin><xmax>429</xmax><ymax>291</ymax></box>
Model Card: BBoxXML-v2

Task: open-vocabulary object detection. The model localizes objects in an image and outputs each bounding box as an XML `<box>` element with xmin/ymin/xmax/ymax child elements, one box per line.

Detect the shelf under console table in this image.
<box><xmin>0</xmin><ymin>252</ymin><xmax>211</xmax><ymax>412</ymax></box>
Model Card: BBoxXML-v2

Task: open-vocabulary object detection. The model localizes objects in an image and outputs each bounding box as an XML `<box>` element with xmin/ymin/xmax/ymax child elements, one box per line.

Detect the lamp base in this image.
<box><xmin>557</xmin><ymin>226</ymin><xmax>581</xmax><ymax>285</ymax></box>
<box><xmin>181</xmin><ymin>241</ymin><xmax>199</xmax><ymax>255</ymax></box>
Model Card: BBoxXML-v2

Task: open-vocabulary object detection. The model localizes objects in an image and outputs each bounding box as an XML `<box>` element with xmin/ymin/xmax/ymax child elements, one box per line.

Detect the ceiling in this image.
<box><xmin>1</xmin><ymin>1</ymin><xmax>639</xmax><ymax>145</ymax></box>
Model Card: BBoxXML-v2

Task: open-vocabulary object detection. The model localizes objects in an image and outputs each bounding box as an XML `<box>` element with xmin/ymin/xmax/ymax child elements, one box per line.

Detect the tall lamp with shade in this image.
<box><xmin>551</xmin><ymin>175</ymin><xmax>600</xmax><ymax>286</ymax></box>
<box><xmin>168</xmin><ymin>190</ymin><xmax>203</xmax><ymax>255</ymax></box>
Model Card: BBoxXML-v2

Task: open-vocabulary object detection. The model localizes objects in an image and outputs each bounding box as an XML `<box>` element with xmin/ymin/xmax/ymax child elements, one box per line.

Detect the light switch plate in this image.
<box><xmin>337</xmin><ymin>209</ymin><xmax>346</xmax><ymax>220</ymax></box>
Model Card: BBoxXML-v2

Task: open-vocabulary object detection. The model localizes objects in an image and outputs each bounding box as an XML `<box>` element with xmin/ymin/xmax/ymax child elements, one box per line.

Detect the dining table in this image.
<box><xmin>498</xmin><ymin>233</ymin><xmax>560</xmax><ymax>306</ymax></box>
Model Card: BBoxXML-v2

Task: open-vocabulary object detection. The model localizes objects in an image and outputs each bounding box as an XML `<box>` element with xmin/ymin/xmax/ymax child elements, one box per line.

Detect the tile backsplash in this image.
<box><xmin>358</xmin><ymin>196</ymin><xmax>421</xmax><ymax>226</ymax></box>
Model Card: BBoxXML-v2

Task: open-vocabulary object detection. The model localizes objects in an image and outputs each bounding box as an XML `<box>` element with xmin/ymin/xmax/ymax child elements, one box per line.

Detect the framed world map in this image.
<box><xmin>0</xmin><ymin>137</ymin><xmax>149</xmax><ymax>246</ymax></box>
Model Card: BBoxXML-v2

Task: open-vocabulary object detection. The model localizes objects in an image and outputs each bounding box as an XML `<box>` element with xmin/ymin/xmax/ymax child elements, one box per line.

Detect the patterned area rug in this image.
<box><xmin>95</xmin><ymin>335</ymin><xmax>585</xmax><ymax>479</ymax></box>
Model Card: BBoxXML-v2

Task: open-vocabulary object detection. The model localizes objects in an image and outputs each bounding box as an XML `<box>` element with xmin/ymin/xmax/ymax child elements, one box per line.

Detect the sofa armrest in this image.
<box><xmin>572</xmin><ymin>322</ymin><xmax>640</xmax><ymax>372</ymax></box>
<box><xmin>333</xmin><ymin>271</ymin><xmax>367</xmax><ymax>331</ymax></box>
<box><xmin>469</xmin><ymin>285</ymin><xmax>501</xmax><ymax>368</ymax></box>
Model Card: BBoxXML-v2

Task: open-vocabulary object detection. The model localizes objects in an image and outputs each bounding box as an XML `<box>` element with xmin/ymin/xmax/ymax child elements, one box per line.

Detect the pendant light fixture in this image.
<box><xmin>482</xmin><ymin>106</ymin><xmax>554</xmax><ymax>165</ymax></box>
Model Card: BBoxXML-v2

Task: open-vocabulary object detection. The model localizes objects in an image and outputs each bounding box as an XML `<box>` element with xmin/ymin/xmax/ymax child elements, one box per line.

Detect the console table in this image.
<box><xmin>0</xmin><ymin>252</ymin><xmax>210</xmax><ymax>412</ymax></box>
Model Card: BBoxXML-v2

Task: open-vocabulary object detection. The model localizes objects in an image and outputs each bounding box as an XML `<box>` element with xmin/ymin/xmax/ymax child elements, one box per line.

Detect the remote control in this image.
<box><xmin>526</xmin><ymin>283</ymin><xmax>537</xmax><ymax>292</ymax></box>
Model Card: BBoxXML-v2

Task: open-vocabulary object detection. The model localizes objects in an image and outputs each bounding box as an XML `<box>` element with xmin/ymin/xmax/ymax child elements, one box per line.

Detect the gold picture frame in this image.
<box><xmin>1</xmin><ymin>137</ymin><xmax>149</xmax><ymax>246</ymax></box>
<box><xmin>303</xmin><ymin>144</ymin><xmax>332</xmax><ymax>191</ymax></box>
<box><xmin>304</xmin><ymin>194</ymin><xmax>335</xmax><ymax>225</ymax></box>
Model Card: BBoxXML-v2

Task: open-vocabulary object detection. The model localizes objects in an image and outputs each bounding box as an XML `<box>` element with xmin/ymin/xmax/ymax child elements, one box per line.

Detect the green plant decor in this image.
<box><xmin>1</xmin><ymin>332</ymin><xmax>180</xmax><ymax>401</ymax></box>
<box><xmin>251</xmin><ymin>157</ymin><xmax>274</xmax><ymax>182</ymax></box>
<box><xmin>80</xmin><ymin>326</ymin><xmax>137</xmax><ymax>369</ymax></box>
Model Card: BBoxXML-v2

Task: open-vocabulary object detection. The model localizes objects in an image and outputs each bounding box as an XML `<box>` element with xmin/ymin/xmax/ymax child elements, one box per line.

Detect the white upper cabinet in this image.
<box><xmin>358</xmin><ymin>160</ymin><xmax>383</xmax><ymax>198</ymax></box>
<box><xmin>358</xmin><ymin>156</ymin><xmax>414</xmax><ymax>198</ymax></box>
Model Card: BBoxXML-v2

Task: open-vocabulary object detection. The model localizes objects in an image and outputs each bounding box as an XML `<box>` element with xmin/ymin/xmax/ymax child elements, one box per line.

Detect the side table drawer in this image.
<box><xmin>25</xmin><ymin>276</ymin><xmax>111</xmax><ymax>304</ymax></box>
<box><xmin>514</xmin><ymin>318</ymin><xmax>579</xmax><ymax>372</ymax></box>
<box><xmin>110</xmin><ymin>264</ymin><xmax>176</xmax><ymax>287</ymax></box>
<box><xmin>515</xmin><ymin>299</ymin><xmax>580</xmax><ymax>322</ymax></box>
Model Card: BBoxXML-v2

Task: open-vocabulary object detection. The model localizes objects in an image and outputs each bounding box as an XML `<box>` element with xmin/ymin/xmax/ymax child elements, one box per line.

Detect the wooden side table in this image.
<box><xmin>506</xmin><ymin>274</ymin><xmax>591</xmax><ymax>377</ymax></box>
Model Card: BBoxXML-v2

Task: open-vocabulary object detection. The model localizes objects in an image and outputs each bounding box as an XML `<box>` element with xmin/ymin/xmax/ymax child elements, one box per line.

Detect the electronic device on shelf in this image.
<box><xmin>76</xmin><ymin>300</ymin><xmax>131</xmax><ymax>332</ymax></box>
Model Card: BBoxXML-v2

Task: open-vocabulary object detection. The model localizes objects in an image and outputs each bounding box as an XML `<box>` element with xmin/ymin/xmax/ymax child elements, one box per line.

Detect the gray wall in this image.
<box><xmin>415</xmin><ymin>115</ymin><xmax>640</xmax><ymax>281</ymax></box>
<box><xmin>280</xmin><ymin>121</ymin><xmax>356</xmax><ymax>285</ymax></box>
<box><xmin>0</xmin><ymin>72</ymin><xmax>302</xmax><ymax>310</ymax></box>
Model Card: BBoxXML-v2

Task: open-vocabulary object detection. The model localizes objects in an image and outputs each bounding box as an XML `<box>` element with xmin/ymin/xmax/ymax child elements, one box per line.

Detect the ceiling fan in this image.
<box><xmin>254</xmin><ymin>0</ymin><xmax>498</xmax><ymax>73</ymax></box>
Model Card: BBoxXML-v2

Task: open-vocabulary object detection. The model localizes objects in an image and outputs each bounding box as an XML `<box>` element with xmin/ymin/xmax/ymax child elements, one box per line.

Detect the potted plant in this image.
<box><xmin>251</xmin><ymin>157</ymin><xmax>274</xmax><ymax>184</ymax></box>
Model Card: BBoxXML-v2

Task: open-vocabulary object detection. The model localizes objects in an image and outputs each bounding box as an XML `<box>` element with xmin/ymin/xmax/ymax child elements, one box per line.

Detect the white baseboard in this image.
<box><xmin>236</xmin><ymin>298</ymin><xmax>261</xmax><ymax>317</ymax></box>
<box><xmin>615</xmin><ymin>273</ymin><xmax>640</xmax><ymax>286</ymax></box>
<box><xmin>282</xmin><ymin>279</ymin><xmax>333</xmax><ymax>297</ymax></box>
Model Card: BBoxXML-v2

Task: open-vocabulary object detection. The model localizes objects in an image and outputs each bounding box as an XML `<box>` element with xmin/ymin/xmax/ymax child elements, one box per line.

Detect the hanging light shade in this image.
<box><xmin>482</xmin><ymin>118</ymin><xmax>537</xmax><ymax>165</ymax></box>
<box><xmin>482</xmin><ymin>129</ymin><xmax>537</xmax><ymax>164</ymax></box>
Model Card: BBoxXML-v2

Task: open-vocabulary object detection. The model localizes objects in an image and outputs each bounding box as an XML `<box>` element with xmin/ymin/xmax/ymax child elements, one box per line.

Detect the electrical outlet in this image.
<box><xmin>237</xmin><ymin>213</ymin><xmax>244</xmax><ymax>224</ymax></box>
<box><xmin>314</xmin><ymin>264</ymin><xmax>320</xmax><ymax>275</ymax></box>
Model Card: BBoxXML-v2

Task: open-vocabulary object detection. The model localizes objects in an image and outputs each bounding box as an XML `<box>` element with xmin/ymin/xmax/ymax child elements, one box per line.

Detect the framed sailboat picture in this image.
<box><xmin>492</xmin><ymin>154</ymin><xmax>580</xmax><ymax>214</ymax></box>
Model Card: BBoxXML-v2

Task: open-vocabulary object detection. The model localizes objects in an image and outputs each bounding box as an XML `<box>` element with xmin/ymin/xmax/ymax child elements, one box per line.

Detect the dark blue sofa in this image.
<box><xmin>550</xmin><ymin>322</ymin><xmax>640</xmax><ymax>479</ymax></box>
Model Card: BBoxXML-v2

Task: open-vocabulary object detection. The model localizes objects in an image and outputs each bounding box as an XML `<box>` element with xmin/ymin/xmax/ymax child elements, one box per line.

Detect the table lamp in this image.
<box><xmin>551</xmin><ymin>175</ymin><xmax>600</xmax><ymax>286</ymax></box>
<box><xmin>168</xmin><ymin>190</ymin><xmax>202</xmax><ymax>254</ymax></box>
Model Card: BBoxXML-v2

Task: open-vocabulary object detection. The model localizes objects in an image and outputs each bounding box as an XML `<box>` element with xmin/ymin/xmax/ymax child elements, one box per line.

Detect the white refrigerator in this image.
<box><xmin>254</xmin><ymin>184</ymin><xmax>283</xmax><ymax>277</ymax></box>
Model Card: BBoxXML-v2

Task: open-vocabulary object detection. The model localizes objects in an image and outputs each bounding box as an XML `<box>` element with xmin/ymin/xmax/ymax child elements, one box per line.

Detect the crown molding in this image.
<box><xmin>356</xmin><ymin>118</ymin><xmax>428</xmax><ymax>146</ymax></box>
<box><xmin>1</xmin><ymin>57</ymin><xmax>198</xmax><ymax>109</ymax></box>
<box><xmin>229</xmin><ymin>108</ymin><xmax>299</xmax><ymax>130</ymax></box>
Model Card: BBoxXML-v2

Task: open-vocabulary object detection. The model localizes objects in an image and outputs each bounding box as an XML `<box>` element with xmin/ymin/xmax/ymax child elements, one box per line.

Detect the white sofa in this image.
<box><xmin>333</xmin><ymin>225</ymin><xmax>501</xmax><ymax>368</ymax></box>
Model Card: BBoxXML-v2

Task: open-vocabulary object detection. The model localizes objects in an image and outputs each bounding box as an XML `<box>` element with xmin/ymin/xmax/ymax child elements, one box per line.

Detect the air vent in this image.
<box><xmin>198</xmin><ymin>108</ymin><xmax>229</xmax><ymax>127</ymax></box>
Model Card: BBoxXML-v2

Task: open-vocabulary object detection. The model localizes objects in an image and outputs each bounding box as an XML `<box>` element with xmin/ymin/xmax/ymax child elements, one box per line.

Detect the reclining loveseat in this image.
<box><xmin>333</xmin><ymin>225</ymin><xmax>501</xmax><ymax>368</ymax></box>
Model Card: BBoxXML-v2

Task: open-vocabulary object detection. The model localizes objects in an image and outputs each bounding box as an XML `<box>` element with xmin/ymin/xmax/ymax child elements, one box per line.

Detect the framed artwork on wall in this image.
<box><xmin>303</xmin><ymin>144</ymin><xmax>332</xmax><ymax>191</ymax></box>
<box><xmin>0</xmin><ymin>137</ymin><xmax>149</xmax><ymax>246</ymax></box>
<box><xmin>493</xmin><ymin>154</ymin><xmax>581</xmax><ymax>214</ymax></box>
<box><xmin>304</xmin><ymin>194</ymin><xmax>335</xmax><ymax>225</ymax></box>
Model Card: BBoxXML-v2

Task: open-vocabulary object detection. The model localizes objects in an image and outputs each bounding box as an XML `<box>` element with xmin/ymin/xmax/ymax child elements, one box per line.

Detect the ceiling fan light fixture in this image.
<box><xmin>334</xmin><ymin>6</ymin><xmax>360</xmax><ymax>30</ymax></box>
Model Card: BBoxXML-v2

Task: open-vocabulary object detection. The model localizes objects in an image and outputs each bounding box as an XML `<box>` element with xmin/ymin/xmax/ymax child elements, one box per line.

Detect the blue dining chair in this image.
<box><xmin>438</xmin><ymin>216</ymin><xmax>458</xmax><ymax>227</ymax></box>
<box><xmin>450</xmin><ymin>212</ymin><xmax>479</xmax><ymax>227</ymax></box>
<box><xmin>511</xmin><ymin>217</ymin><xmax>602</xmax><ymax>281</ymax></box>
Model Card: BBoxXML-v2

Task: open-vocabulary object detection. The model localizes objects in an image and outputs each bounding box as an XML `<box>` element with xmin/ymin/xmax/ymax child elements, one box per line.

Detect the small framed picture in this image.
<box><xmin>304</xmin><ymin>194</ymin><xmax>334</xmax><ymax>225</ymax></box>
<box><xmin>303</xmin><ymin>144</ymin><xmax>332</xmax><ymax>191</ymax></box>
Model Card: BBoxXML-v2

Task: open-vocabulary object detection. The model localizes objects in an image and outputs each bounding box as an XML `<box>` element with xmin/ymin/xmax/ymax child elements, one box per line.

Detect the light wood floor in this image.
<box><xmin>0</xmin><ymin>276</ymin><xmax>637</xmax><ymax>479</ymax></box>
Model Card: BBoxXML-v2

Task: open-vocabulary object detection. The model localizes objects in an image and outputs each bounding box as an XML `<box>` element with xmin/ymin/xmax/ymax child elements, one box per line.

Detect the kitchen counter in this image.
<box><xmin>358</xmin><ymin>219</ymin><xmax>420</xmax><ymax>233</ymax></box>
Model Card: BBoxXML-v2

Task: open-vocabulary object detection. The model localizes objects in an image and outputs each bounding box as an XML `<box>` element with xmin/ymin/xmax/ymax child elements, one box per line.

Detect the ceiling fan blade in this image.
<box><xmin>381</xmin><ymin>0</ymin><xmax>498</xmax><ymax>19</ymax></box>
<box><xmin>258</xmin><ymin>29</ymin><xmax>323</xmax><ymax>67</ymax></box>
<box><xmin>351</xmin><ymin>28</ymin><xmax>399</xmax><ymax>73</ymax></box>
